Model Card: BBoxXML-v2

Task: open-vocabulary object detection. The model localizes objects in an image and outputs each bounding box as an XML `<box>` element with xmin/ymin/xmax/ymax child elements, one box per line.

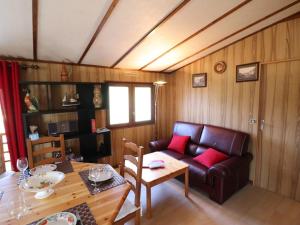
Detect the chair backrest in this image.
<box><xmin>26</xmin><ymin>134</ymin><xmax>66</xmax><ymax>168</ymax></box>
<box><xmin>120</xmin><ymin>138</ymin><xmax>143</xmax><ymax>207</ymax></box>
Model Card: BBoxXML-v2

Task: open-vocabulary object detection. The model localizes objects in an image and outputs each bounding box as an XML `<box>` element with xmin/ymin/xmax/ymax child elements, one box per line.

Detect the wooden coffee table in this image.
<box><xmin>127</xmin><ymin>151</ymin><xmax>189</xmax><ymax>218</ymax></box>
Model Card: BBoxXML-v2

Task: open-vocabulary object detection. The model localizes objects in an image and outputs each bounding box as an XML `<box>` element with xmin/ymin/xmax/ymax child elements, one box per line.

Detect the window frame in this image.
<box><xmin>0</xmin><ymin>134</ymin><xmax>9</xmax><ymax>172</ymax></box>
<box><xmin>107</xmin><ymin>82</ymin><xmax>154</xmax><ymax>128</ymax></box>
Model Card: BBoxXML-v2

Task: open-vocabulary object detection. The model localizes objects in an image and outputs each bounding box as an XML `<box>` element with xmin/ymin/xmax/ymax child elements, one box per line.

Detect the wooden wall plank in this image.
<box><xmin>169</xmin><ymin>17</ymin><xmax>300</xmax><ymax>201</ymax></box>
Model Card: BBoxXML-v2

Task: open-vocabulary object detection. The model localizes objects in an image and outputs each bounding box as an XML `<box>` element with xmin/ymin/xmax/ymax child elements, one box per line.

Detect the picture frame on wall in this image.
<box><xmin>192</xmin><ymin>73</ymin><xmax>207</xmax><ymax>88</ymax></box>
<box><xmin>236</xmin><ymin>62</ymin><xmax>259</xmax><ymax>82</ymax></box>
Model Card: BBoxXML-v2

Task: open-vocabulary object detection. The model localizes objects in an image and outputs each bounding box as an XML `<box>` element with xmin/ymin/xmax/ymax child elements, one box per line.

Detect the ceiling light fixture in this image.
<box><xmin>153</xmin><ymin>80</ymin><xmax>167</xmax><ymax>86</ymax></box>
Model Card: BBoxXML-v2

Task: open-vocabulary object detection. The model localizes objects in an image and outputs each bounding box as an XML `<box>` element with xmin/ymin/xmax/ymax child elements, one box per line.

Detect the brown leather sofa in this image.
<box><xmin>149</xmin><ymin>121</ymin><xmax>252</xmax><ymax>204</ymax></box>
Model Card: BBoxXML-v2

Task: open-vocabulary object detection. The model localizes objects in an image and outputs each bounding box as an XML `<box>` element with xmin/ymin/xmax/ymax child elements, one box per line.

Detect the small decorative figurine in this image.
<box><xmin>62</xmin><ymin>93</ymin><xmax>68</xmax><ymax>105</ymax></box>
<box><xmin>62</xmin><ymin>93</ymin><xmax>80</xmax><ymax>107</ymax></box>
<box><xmin>61</xmin><ymin>64</ymin><xmax>69</xmax><ymax>81</ymax></box>
<box><xmin>93</xmin><ymin>85</ymin><xmax>102</xmax><ymax>108</ymax></box>
<box><xmin>24</xmin><ymin>89</ymin><xmax>39</xmax><ymax>113</ymax></box>
<box><xmin>29</xmin><ymin>125</ymin><xmax>39</xmax><ymax>140</ymax></box>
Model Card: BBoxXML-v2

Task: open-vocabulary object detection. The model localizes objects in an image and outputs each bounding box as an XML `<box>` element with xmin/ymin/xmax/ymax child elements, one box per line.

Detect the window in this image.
<box><xmin>109</xmin><ymin>86</ymin><xmax>130</xmax><ymax>125</ymax></box>
<box><xmin>108</xmin><ymin>83</ymin><xmax>154</xmax><ymax>127</ymax></box>
<box><xmin>0</xmin><ymin>105</ymin><xmax>11</xmax><ymax>172</ymax></box>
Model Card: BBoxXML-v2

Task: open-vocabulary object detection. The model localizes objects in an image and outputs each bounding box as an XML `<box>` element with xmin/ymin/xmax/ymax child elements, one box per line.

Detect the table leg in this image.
<box><xmin>185</xmin><ymin>168</ymin><xmax>189</xmax><ymax>197</ymax></box>
<box><xmin>146</xmin><ymin>185</ymin><xmax>152</xmax><ymax>219</ymax></box>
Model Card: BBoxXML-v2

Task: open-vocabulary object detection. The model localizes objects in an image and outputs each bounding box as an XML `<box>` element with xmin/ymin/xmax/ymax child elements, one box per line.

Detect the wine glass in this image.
<box><xmin>89</xmin><ymin>167</ymin><xmax>100</xmax><ymax>193</ymax></box>
<box><xmin>17</xmin><ymin>157</ymin><xmax>28</xmax><ymax>180</ymax></box>
<box><xmin>9</xmin><ymin>192</ymin><xmax>29</xmax><ymax>219</ymax></box>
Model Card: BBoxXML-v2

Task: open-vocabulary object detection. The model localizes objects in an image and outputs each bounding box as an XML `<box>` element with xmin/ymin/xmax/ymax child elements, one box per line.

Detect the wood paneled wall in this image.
<box><xmin>20</xmin><ymin>63</ymin><xmax>173</xmax><ymax>166</ymax></box>
<box><xmin>16</xmin><ymin>16</ymin><xmax>300</xmax><ymax>201</ymax></box>
<box><xmin>168</xmin><ymin>17</ymin><xmax>300</xmax><ymax>200</ymax></box>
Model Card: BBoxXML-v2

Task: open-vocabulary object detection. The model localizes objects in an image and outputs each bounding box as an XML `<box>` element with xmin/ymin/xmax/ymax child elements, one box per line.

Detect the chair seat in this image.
<box><xmin>115</xmin><ymin>198</ymin><xmax>139</xmax><ymax>222</ymax></box>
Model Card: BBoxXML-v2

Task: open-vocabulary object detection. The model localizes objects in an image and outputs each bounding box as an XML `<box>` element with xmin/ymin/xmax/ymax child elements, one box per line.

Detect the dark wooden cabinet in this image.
<box><xmin>19</xmin><ymin>81</ymin><xmax>111</xmax><ymax>163</ymax></box>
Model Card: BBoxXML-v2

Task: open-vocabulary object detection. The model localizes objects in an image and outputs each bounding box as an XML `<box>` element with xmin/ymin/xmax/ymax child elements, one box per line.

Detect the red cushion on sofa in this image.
<box><xmin>193</xmin><ymin>148</ymin><xmax>229</xmax><ymax>168</ymax></box>
<box><xmin>167</xmin><ymin>135</ymin><xmax>190</xmax><ymax>154</ymax></box>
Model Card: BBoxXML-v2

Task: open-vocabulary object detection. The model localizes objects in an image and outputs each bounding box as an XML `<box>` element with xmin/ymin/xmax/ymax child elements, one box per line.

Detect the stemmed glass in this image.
<box><xmin>17</xmin><ymin>157</ymin><xmax>28</xmax><ymax>181</ymax></box>
<box><xmin>14</xmin><ymin>157</ymin><xmax>29</xmax><ymax>219</ymax></box>
<box><xmin>89</xmin><ymin>167</ymin><xmax>100</xmax><ymax>193</ymax></box>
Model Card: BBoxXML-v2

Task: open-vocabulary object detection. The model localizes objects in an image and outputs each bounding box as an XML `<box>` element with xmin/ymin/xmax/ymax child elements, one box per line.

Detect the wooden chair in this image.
<box><xmin>26</xmin><ymin>134</ymin><xmax>65</xmax><ymax>168</ymax></box>
<box><xmin>114</xmin><ymin>138</ymin><xmax>144</xmax><ymax>225</ymax></box>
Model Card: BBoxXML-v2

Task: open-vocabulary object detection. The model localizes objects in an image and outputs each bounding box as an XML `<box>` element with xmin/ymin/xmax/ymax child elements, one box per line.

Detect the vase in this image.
<box><xmin>61</xmin><ymin>64</ymin><xmax>69</xmax><ymax>81</ymax></box>
<box><xmin>93</xmin><ymin>85</ymin><xmax>102</xmax><ymax>108</ymax></box>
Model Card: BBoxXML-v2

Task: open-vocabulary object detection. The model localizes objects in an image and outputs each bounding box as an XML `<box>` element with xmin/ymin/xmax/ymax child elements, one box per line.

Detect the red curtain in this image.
<box><xmin>0</xmin><ymin>61</ymin><xmax>26</xmax><ymax>171</ymax></box>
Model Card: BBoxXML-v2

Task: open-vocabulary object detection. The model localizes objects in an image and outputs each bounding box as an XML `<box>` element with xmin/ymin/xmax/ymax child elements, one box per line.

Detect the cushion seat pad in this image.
<box><xmin>161</xmin><ymin>150</ymin><xmax>188</xmax><ymax>160</ymax></box>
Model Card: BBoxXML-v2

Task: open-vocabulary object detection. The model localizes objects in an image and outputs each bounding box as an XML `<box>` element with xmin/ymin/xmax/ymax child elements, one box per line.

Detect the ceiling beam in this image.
<box><xmin>0</xmin><ymin>56</ymin><xmax>170</xmax><ymax>74</ymax></box>
<box><xmin>162</xmin><ymin>0</ymin><xmax>300</xmax><ymax>72</ymax></box>
<box><xmin>139</xmin><ymin>0</ymin><xmax>251</xmax><ymax>70</ymax></box>
<box><xmin>77</xmin><ymin>0</ymin><xmax>119</xmax><ymax>64</ymax></box>
<box><xmin>139</xmin><ymin>0</ymin><xmax>252</xmax><ymax>70</ymax></box>
<box><xmin>111</xmin><ymin>0</ymin><xmax>191</xmax><ymax>68</ymax></box>
<box><xmin>32</xmin><ymin>0</ymin><xmax>38</xmax><ymax>60</ymax></box>
<box><xmin>171</xmin><ymin>11</ymin><xmax>300</xmax><ymax>73</ymax></box>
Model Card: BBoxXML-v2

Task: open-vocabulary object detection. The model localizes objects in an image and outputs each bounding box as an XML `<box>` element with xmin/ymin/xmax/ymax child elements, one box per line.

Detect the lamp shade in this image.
<box><xmin>153</xmin><ymin>80</ymin><xmax>167</xmax><ymax>86</ymax></box>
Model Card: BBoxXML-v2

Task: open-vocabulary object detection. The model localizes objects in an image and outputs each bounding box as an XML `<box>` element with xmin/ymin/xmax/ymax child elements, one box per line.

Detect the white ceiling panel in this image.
<box><xmin>165</xmin><ymin>2</ymin><xmax>300</xmax><ymax>72</ymax></box>
<box><xmin>0</xmin><ymin>0</ymin><xmax>33</xmax><ymax>58</ymax></box>
<box><xmin>37</xmin><ymin>0</ymin><xmax>112</xmax><ymax>62</ymax></box>
<box><xmin>82</xmin><ymin>0</ymin><xmax>183</xmax><ymax>66</ymax></box>
<box><xmin>145</xmin><ymin>0</ymin><xmax>298</xmax><ymax>71</ymax></box>
<box><xmin>116</xmin><ymin>0</ymin><xmax>244</xmax><ymax>69</ymax></box>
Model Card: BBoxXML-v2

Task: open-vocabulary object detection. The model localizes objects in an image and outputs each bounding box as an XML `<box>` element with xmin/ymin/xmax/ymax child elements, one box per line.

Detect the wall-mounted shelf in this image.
<box><xmin>19</xmin><ymin>80</ymin><xmax>104</xmax><ymax>85</ymax></box>
<box><xmin>19</xmin><ymin>80</ymin><xmax>111</xmax><ymax>163</ymax></box>
<box><xmin>22</xmin><ymin>107</ymin><xmax>106</xmax><ymax>117</ymax></box>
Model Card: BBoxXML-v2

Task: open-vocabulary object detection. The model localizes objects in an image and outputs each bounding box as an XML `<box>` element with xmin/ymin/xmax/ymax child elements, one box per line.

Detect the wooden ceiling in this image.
<box><xmin>0</xmin><ymin>0</ymin><xmax>299</xmax><ymax>72</ymax></box>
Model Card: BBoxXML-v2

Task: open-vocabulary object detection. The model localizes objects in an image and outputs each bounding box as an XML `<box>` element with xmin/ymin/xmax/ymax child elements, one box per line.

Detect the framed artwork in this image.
<box><xmin>236</xmin><ymin>62</ymin><xmax>259</xmax><ymax>82</ymax></box>
<box><xmin>192</xmin><ymin>73</ymin><xmax>207</xmax><ymax>88</ymax></box>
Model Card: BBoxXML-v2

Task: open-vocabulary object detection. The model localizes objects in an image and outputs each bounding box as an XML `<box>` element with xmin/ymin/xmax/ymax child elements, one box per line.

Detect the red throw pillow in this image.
<box><xmin>167</xmin><ymin>135</ymin><xmax>190</xmax><ymax>154</ymax></box>
<box><xmin>193</xmin><ymin>148</ymin><xmax>229</xmax><ymax>168</ymax></box>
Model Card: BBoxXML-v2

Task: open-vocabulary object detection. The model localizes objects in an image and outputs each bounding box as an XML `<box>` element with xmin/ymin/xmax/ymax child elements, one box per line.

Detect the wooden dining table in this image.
<box><xmin>0</xmin><ymin>161</ymin><xmax>130</xmax><ymax>225</ymax></box>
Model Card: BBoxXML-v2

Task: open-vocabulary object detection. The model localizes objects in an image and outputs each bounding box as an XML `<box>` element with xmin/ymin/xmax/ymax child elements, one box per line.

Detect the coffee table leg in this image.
<box><xmin>185</xmin><ymin>168</ymin><xmax>189</xmax><ymax>197</ymax></box>
<box><xmin>146</xmin><ymin>185</ymin><xmax>152</xmax><ymax>218</ymax></box>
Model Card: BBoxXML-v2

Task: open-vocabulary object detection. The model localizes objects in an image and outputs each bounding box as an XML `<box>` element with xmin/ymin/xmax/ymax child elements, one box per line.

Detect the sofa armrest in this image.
<box><xmin>208</xmin><ymin>153</ymin><xmax>253</xmax><ymax>178</ymax></box>
<box><xmin>149</xmin><ymin>139</ymin><xmax>170</xmax><ymax>152</ymax></box>
<box><xmin>207</xmin><ymin>153</ymin><xmax>252</xmax><ymax>204</ymax></box>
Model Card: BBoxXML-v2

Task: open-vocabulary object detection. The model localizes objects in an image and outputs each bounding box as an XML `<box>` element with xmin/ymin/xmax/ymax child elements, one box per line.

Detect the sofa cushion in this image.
<box><xmin>161</xmin><ymin>150</ymin><xmax>187</xmax><ymax>160</ymax></box>
<box><xmin>168</xmin><ymin>135</ymin><xmax>189</xmax><ymax>154</ymax></box>
<box><xmin>173</xmin><ymin>121</ymin><xmax>203</xmax><ymax>143</ymax></box>
<box><xmin>193</xmin><ymin>148</ymin><xmax>229</xmax><ymax>168</ymax></box>
<box><xmin>187</xmin><ymin>144</ymin><xmax>207</xmax><ymax>157</ymax></box>
<box><xmin>199</xmin><ymin>125</ymin><xmax>249</xmax><ymax>156</ymax></box>
<box><xmin>181</xmin><ymin>157</ymin><xmax>208</xmax><ymax>184</ymax></box>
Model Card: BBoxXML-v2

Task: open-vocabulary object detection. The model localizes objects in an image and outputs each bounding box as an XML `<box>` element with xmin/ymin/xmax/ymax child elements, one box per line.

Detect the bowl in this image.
<box><xmin>19</xmin><ymin>171</ymin><xmax>65</xmax><ymax>199</ymax></box>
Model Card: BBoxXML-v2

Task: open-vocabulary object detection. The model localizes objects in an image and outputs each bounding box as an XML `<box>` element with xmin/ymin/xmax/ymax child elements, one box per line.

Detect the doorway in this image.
<box><xmin>256</xmin><ymin>60</ymin><xmax>300</xmax><ymax>201</ymax></box>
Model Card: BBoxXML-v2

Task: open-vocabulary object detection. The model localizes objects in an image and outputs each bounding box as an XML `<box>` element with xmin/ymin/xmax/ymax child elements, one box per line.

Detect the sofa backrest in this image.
<box><xmin>199</xmin><ymin>125</ymin><xmax>249</xmax><ymax>156</ymax></box>
<box><xmin>173</xmin><ymin>121</ymin><xmax>203</xmax><ymax>143</ymax></box>
<box><xmin>172</xmin><ymin>121</ymin><xmax>249</xmax><ymax>157</ymax></box>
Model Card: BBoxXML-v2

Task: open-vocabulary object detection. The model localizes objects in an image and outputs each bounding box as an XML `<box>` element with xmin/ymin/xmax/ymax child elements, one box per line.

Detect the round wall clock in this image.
<box><xmin>214</xmin><ymin>61</ymin><xmax>227</xmax><ymax>74</ymax></box>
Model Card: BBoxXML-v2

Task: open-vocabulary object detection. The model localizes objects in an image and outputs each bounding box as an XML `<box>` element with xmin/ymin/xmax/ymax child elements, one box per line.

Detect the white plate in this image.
<box><xmin>30</xmin><ymin>164</ymin><xmax>57</xmax><ymax>175</ymax></box>
<box><xmin>20</xmin><ymin>171</ymin><xmax>65</xmax><ymax>192</ymax></box>
<box><xmin>36</xmin><ymin>212</ymin><xmax>77</xmax><ymax>225</ymax></box>
<box><xmin>88</xmin><ymin>170</ymin><xmax>113</xmax><ymax>182</ymax></box>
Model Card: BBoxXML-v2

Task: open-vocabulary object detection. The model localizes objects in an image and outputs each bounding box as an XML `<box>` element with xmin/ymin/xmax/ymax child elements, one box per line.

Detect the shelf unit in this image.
<box><xmin>20</xmin><ymin>81</ymin><xmax>111</xmax><ymax>162</ymax></box>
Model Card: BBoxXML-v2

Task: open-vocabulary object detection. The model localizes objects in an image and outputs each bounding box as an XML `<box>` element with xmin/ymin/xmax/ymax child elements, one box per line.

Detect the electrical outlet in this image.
<box><xmin>248</xmin><ymin>118</ymin><xmax>257</xmax><ymax>124</ymax></box>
